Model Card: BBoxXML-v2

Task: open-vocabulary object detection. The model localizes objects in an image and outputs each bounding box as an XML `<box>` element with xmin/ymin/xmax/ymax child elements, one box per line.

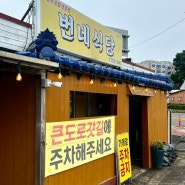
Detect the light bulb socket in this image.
<box><xmin>17</xmin><ymin>62</ymin><xmax>21</xmax><ymax>73</ymax></box>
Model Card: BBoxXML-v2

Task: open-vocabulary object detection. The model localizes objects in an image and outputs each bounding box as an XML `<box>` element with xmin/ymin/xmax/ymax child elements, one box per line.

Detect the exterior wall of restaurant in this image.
<box><xmin>0</xmin><ymin>4</ymin><xmax>170</xmax><ymax>185</ymax></box>
<box><xmin>45</xmin><ymin>72</ymin><xmax>168</xmax><ymax>184</ymax></box>
<box><xmin>0</xmin><ymin>74</ymin><xmax>36</xmax><ymax>185</ymax></box>
<box><xmin>169</xmin><ymin>91</ymin><xmax>185</xmax><ymax>104</ymax></box>
<box><xmin>45</xmin><ymin>72</ymin><xmax>128</xmax><ymax>185</ymax></box>
<box><xmin>147</xmin><ymin>91</ymin><xmax>168</xmax><ymax>167</ymax></box>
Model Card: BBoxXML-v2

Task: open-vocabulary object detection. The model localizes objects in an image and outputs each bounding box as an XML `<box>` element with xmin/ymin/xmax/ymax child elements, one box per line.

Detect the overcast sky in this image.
<box><xmin>1</xmin><ymin>0</ymin><xmax>185</xmax><ymax>63</ymax></box>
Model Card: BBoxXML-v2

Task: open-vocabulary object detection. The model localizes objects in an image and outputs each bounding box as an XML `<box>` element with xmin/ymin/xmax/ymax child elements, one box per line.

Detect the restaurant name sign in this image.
<box><xmin>35</xmin><ymin>0</ymin><xmax>122</xmax><ymax>67</ymax></box>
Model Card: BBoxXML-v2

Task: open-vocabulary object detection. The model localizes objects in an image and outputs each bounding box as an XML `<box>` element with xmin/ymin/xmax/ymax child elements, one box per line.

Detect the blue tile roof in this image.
<box><xmin>16</xmin><ymin>28</ymin><xmax>173</xmax><ymax>91</ymax></box>
<box><xmin>16</xmin><ymin>51</ymin><xmax>173</xmax><ymax>91</ymax></box>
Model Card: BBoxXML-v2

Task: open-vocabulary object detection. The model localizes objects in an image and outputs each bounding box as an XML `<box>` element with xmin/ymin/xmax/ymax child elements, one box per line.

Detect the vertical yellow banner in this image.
<box><xmin>116</xmin><ymin>133</ymin><xmax>132</xmax><ymax>183</ymax></box>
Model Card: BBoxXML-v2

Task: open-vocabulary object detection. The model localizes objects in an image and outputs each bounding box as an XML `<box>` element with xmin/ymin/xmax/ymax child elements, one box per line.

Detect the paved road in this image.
<box><xmin>126</xmin><ymin>151</ymin><xmax>185</xmax><ymax>185</ymax></box>
<box><xmin>124</xmin><ymin>114</ymin><xmax>185</xmax><ymax>184</ymax></box>
<box><xmin>172</xmin><ymin>113</ymin><xmax>185</xmax><ymax>127</ymax></box>
<box><xmin>172</xmin><ymin>126</ymin><xmax>185</xmax><ymax>137</ymax></box>
<box><xmin>125</xmin><ymin>134</ymin><xmax>185</xmax><ymax>185</ymax></box>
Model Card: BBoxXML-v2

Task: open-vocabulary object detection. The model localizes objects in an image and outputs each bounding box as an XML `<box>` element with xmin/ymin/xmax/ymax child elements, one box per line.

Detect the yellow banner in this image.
<box><xmin>116</xmin><ymin>133</ymin><xmax>132</xmax><ymax>183</ymax></box>
<box><xmin>45</xmin><ymin>116</ymin><xmax>115</xmax><ymax>177</ymax></box>
<box><xmin>39</xmin><ymin>0</ymin><xmax>122</xmax><ymax>67</ymax></box>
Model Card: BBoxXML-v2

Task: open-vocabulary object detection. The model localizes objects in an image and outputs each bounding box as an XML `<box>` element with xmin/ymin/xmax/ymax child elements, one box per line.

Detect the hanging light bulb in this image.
<box><xmin>131</xmin><ymin>84</ymin><xmax>135</xmax><ymax>90</ymax></box>
<box><xmin>144</xmin><ymin>87</ymin><xmax>148</xmax><ymax>92</ymax></box>
<box><xmin>154</xmin><ymin>89</ymin><xmax>157</xmax><ymax>93</ymax></box>
<box><xmin>114</xmin><ymin>81</ymin><xmax>117</xmax><ymax>87</ymax></box>
<box><xmin>90</xmin><ymin>78</ymin><xmax>93</xmax><ymax>85</ymax></box>
<box><xmin>57</xmin><ymin>73</ymin><xmax>62</xmax><ymax>79</ymax></box>
<box><xmin>90</xmin><ymin>75</ymin><xmax>94</xmax><ymax>85</ymax></box>
<box><xmin>16</xmin><ymin>73</ymin><xmax>22</xmax><ymax>81</ymax></box>
<box><xmin>57</xmin><ymin>67</ymin><xmax>62</xmax><ymax>80</ymax></box>
<box><xmin>16</xmin><ymin>62</ymin><xmax>22</xmax><ymax>81</ymax></box>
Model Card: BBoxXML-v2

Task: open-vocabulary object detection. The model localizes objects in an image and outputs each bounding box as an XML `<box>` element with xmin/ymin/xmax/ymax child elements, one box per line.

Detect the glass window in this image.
<box><xmin>156</xmin><ymin>70</ymin><xmax>161</xmax><ymax>74</ymax></box>
<box><xmin>70</xmin><ymin>91</ymin><xmax>117</xmax><ymax>118</ymax></box>
<box><xmin>178</xmin><ymin>97</ymin><xmax>182</xmax><ymax>102</ymax></box>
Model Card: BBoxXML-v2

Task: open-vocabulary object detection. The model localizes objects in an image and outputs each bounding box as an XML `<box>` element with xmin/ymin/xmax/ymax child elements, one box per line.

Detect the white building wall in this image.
<box><xmin>138</xmin><ymin>60</ymin><xmax>175</xmax><ymax>75</ymax></box>
<box><xmin>0</xmin><ymin>16</ymin><xmax>32</xmax><ymax>52</ymax></box>
<box><xmin>121</xmin><ymin>61</ymin><xmax>154</xmax><ymax>73</ymax></box>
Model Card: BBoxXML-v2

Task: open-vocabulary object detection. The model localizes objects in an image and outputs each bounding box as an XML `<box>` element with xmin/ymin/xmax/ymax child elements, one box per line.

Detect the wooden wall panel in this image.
<box><xmin>45</xmin><ymin>72</ymin><xmax>120</xmax><ymax>185</ymax></box>
<box><xmin>147</xmin><ymin>91</ymin><xmax>168</xmax><ymax>167</ymax></box>
<box><xmin>0</xmin><ymin>74</ymin><xmax>35</xmax><ymax>185</ymax></box>
<box><xmin>46</xmin><ymin>72</ymin><xmax>118</xmax><ymax>122</ymax></box>
<box><xmin>116</xmin><ymin>83</ymin><xmax>129</xmax><ymax>133</ymax></box>
<box><xmin>45</xmin><ymin>72</ymin><xmax>168</xmax><ymax>182</ymax></box>
<box><xmin>148</xmin><ymin>92</ymin><xmax>168</xmax><ymax>141</ymax></box>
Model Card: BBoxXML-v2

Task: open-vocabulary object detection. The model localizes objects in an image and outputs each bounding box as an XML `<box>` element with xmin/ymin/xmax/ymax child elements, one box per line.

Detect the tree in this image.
<box><xmin>171</xmin><ymin>50</ymin><xmax>185</xmax><ymax>89</ymax></box>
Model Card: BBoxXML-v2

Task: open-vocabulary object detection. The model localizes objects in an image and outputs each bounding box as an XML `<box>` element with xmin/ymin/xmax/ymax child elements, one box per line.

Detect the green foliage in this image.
<box><xmin>168</xmin><ymin>103</ymin><xmax>185</xmax><ymax>110</ymax></box>
<box><xmin>171</xmin><ymin>50</ymin><xmax>185</xmax><ymax>89</ymax></box>
<box><xmin>151</xmin><ymin>140</ymin><xmax>164</xmax><ymax>151</ymax></box>
<box><xmin>172</xmin><ymin>109</ymin><xmax>185</xmax><ymax>113</ymax></box>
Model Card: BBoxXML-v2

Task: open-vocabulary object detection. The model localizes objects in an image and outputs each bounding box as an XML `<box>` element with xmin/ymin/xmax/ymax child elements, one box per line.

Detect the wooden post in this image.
<box><xmin>35</xmin><ymin>70</ymin><xmax>46</xmax><ymax>185</ymax></box>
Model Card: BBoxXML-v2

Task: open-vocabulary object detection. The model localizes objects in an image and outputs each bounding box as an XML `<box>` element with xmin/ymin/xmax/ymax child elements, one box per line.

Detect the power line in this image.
<box><xmin>129</xmin><ymin>17</ymin><xmax>185</xmax><ymax>50</ymax></box>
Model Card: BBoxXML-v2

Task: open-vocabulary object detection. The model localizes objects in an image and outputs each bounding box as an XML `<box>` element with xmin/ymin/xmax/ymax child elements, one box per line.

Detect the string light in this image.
<box><xmin>144</xmin><ymin>87</ymin><xmax>148</xmax><ymax>92</ymax></box>
<box><xmin>16</xmin><ymin>62</ymin><xmax>22</xmax><ymax>81</ymax></box>
<box><xmin>57</xmin><ymin>67</ymin><xmax>62</xmax><ymax>79</ymax></box>
<box><xmin>113</xmin><ymin>81</ymin><xmax>117</xmax><ymax>87</ymax></box>
<box><xmin>90</xmin><ymin>79</ymin><xmax>93</xmax><ymax>85</ymax></box>
<box><xmin>131</xmin><ymin>84</ymin><xmax>135</xmax><ymax>90</ymax></box>
<box><xmin>90</xmin><ymin>75</ymin><xmax>94</xmax><ymax>85</ymax></box>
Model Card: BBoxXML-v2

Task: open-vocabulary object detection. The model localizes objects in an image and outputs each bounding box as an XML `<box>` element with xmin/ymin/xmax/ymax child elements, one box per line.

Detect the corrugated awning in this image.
<box><xmin>128</xmin><ymin>84</ymin><xmax>154</xmax><ymax>96</ymax></box>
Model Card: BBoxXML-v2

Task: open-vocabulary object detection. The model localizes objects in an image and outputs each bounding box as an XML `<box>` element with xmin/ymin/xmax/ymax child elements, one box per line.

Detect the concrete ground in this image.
<box><xmin>124</xmin><ymin>126</ymin><xmax>185</xmax><ymax>185</ymax></box>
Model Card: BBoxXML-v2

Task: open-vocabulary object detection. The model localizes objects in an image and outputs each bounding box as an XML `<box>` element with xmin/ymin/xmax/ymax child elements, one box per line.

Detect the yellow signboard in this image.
<box><xmin>37</xmin><ymin>0</ymin><xmax>122</xmax><ymax>67</ymax></box>
<box><xmin>45</xmin><ymin>116</ymin><xmax>115</xmax><ymax>177</ymax></box>
<box><xmin>116</xmin><ymin>133</ymin><xmax>132</xmax><ymax>183</ymax></box>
